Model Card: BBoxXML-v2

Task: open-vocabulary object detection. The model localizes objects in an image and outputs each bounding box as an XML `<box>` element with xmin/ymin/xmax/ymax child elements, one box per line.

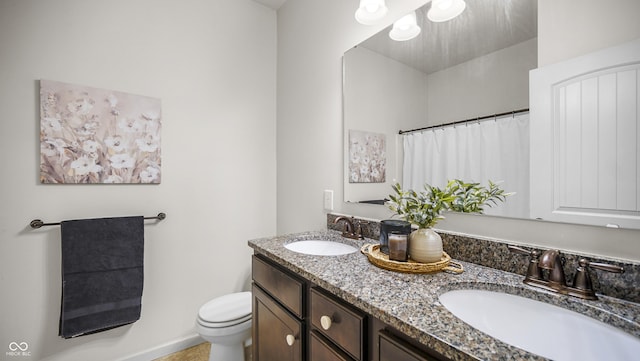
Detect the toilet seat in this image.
<box><xmin>197</xmin><ymin>291</ymin><xmax>252</xmax><ymax>329</ymax></box>
<box><xmin>197</xmin><ymin>313</ymin><xmax>251</xmax><ymax>328</ymax></box>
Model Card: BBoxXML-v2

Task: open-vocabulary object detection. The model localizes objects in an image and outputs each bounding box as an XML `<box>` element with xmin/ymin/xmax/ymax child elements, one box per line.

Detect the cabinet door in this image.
<box><xmin>378</xmin><ymin>331</ymin><xmax>439</xmax><ymax>361</ymax></box>
<box><xmin>253</xmin><ymin>284</ymin><xmax>303</xmax><ymax>361</ymax></box>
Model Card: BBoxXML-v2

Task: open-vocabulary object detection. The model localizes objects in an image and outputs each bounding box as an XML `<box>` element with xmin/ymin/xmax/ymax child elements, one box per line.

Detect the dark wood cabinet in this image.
<box><xmin>251</xmin><ymin>254</ymin><xmax>452</xmax><ymax>361</ymax></box>
<box><xmin>310</xmin><ymin>287</ymin><xmax>365</xmax><ymax>360</ymax></box>
<box><xmin>378</xmin><ymin>331</ymin><xmax>438</xmax><ymax>361</ymax></box>
<box><xmin>252</xmin><ymin>284</ymin><xmax>303</xmax><ymax>361</ymax></box>
<box><xmin>310</xmin><ymin>330</ymin><xmax>354</xmax><ymax>361</ymax></box>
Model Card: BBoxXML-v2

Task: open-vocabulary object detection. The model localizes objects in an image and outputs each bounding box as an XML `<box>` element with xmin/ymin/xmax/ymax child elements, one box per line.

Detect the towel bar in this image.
<box><xmin>29</xmin><ymin>213</ymin><xmax>166</xmax><ymax>229</ymax></box>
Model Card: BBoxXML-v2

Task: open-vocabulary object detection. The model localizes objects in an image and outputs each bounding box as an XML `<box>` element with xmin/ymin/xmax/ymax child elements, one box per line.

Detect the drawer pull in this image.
<box><xmin>285</xmin><ymin>334</ymin><xmax>296</xmax><ymax>346</ymax></box>
<box><xmin>320</xmin><ymin>315</ymin><xmax>332</xmax><ymax>330</ymax></box>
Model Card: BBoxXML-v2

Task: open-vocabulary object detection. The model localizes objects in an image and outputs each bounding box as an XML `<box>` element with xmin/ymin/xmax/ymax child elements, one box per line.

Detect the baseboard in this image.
<box><xmin>116</xmin><ymin>334</ymin><xmax>204</xmax><ymax>361</ymax></box>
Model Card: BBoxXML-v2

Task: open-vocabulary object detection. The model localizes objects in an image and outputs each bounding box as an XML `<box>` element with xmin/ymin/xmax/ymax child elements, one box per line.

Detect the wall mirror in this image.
<box><xmin>344</xmin><ymin>0</ymin><xmax>640</xmax><ymax>229</ymax></box>
<box><xmin>343</xmin><ymin>0</ymin><xmax>538</xmax><ymax>215</ymax></box>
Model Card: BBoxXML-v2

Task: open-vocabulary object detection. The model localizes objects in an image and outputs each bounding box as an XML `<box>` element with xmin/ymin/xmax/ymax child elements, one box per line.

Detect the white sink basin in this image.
<box><xmin>439</xmin><ymin>289</ymin><xmax>640</xmax><ymax>361</ymax></box>
<box><xmin>284</xmin><ymin>240</ymin><xmax>358</xmax><ymax>256</ymax></box>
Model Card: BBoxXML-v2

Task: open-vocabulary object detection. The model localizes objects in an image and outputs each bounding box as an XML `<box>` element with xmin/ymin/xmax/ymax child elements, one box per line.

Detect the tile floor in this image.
<box><xmin>153</xmin><ymin>342</ymin><xmax>252</xmax><ymax>361</ymax></box>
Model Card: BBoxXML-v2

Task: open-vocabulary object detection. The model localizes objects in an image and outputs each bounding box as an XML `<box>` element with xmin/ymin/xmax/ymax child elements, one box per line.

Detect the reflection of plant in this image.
<box><xmin>446</xmin><ymin>179</ymin><xmax>511</xmax><ymax>213</ymax></box>
<box><xmin>39</xmin><ymin>81</ymin><xmax>161</xmax><ymax>184</ymax></box>
<box><xmin>387</xmin><ymin>180</ymin><xmax>510</xmax><ymax>228</ymax></box>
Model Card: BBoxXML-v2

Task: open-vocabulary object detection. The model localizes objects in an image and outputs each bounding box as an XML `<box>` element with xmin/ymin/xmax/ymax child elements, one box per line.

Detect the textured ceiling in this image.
<box><xmin>359</xmin><ymin>0</ymin><xmax>538</xmax><ymax>74</ymax></box>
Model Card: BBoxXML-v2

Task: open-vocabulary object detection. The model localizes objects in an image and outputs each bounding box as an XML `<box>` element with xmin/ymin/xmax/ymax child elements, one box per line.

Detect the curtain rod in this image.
<box><xmin>29</xmin><ymin>212</ymin><xmax>166</xmax><ymax>229</ymax></box>
<box><xmin>398</xmin><ymin>108</ymin><xmax>529</xmax><ymax>135</ymax></box>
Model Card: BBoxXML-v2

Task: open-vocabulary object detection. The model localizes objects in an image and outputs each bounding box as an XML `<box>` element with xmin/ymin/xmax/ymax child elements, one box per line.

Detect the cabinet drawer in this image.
<box><xmin>310</xmin><ymin>287</ymin><xmax>365</xmax><ymax>360</ymax></box>
<box><xmin>252</xmin><ymin>255</ymin><xmax>304</xmax><ymax>318</ymax></box>
<box><xmin>310</xmin><ymin>330</ymin><xmax>355</xmax><ymax>361</ymax></box>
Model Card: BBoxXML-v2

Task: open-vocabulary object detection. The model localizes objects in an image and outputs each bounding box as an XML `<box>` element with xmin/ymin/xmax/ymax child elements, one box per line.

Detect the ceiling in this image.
<box><xmin>252</xmin><ymin>0</ymin><xmax>287</xmax><ymax>10</ymax></box>
<box><xmin>359</xmin><ymin>0</ymin><xmax>538</xmax><ymax>74</ymax></box>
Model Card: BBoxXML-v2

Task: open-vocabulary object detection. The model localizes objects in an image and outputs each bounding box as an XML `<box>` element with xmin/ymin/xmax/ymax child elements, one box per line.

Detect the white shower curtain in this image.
<box><xmin>402</xmin><ymin>112</ymin><xmax>530</xmax><ymax>218</ymax></box>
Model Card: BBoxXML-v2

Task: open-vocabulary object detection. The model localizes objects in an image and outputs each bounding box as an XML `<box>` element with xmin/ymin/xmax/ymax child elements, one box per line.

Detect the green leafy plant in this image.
<box><xmin>387</xmin><ymin>180</ymin><xmax>511</xmax><ymax>229</ymax></box>
<box><xmin>446</xmin><ymin>179</ymin><xmax>512</xmax><ymax>213</ymax></box>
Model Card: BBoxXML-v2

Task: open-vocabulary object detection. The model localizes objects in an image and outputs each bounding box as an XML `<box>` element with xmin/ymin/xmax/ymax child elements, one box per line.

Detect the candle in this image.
<box><xmin>388</xmin><ymin>233</ymin><xmax>408</xmax><ymax>262</ymax></box>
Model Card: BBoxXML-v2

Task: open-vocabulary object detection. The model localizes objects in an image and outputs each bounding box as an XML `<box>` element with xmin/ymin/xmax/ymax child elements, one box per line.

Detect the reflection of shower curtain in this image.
<box><xmin>402</xmin><ymin>112</ymin><xmax>530</xmax><ymax>218</ymax></box>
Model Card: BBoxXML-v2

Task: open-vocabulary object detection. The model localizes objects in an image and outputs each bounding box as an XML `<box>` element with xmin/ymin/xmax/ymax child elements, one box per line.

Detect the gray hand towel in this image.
<box><xmin>59</xmin><ymin>216</ymin><xmax>144</xmax><ymax>338</ymax></box>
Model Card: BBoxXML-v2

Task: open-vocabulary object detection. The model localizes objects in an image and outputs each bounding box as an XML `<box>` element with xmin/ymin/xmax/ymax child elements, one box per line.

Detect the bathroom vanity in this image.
<box><xmin>249</xmin><ymin>230</ymin><xmax>640</xmax><ymax>361</ymax></box>
<box><xmin>252</xmin><ymin>251</ymin><xmax>445</xmax><ymax>361</ymax></box>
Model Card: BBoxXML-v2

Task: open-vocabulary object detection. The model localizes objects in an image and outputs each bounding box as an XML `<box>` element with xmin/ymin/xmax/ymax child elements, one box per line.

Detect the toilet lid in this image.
<box><xmin>198</xmin><ymin>291</ymin><xmax>252</xmax><ymax>324</ymax></box>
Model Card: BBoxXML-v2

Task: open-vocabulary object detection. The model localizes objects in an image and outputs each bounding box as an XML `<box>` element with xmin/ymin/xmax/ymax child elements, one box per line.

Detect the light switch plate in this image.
<box><xmin>323</xmin><ymin>190</ymin><xmax>334</xmax><ymax>211</ymax></box>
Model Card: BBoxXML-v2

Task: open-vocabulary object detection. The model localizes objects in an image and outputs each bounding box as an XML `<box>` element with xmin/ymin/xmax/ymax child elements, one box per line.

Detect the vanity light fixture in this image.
<box><xmin>355</xmin><ymin>0</ymin><xmax>388</xmax><ymax>25</ymax></box>
<box><xmin>389</xmin><ymin>11</ymin><xmax>421</xmax><ymax>41</ymax></box>
<box><xmin>427</xmin><ymin>0</ymin><xmax>466</xmax><ymax>22</ymax></box>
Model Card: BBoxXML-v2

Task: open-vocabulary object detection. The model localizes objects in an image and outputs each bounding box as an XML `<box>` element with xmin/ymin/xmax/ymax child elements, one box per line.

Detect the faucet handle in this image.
<box><xmin>353</xmin><ymin>220</ymin><xmax>364</xmax><ymax>240</ymax></box>
<box><xmin>571</xmin><ymin>259</ymin><xmax>624</xmax><ymax>299</ymax></box>
<box><xmin>507</xmin><ymin>245</ymin><xmax>543</xmax><ymax>281</ymax></box>
<box><xmin>508</xmin><ymin>245</ymin><xmax>535</xmax><ymax>256</ymax></box>
<box><xmin>586</xmin><ymin>260</ymin><xmax>624</xmax><ymax>274</ymax></box>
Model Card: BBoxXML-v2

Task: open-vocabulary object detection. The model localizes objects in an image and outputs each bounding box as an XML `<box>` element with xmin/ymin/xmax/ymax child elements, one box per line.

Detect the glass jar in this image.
<box><xmin>388</xmin><ymin>232</ymin><xmax>408</xmax><ymax>262</ymax></box>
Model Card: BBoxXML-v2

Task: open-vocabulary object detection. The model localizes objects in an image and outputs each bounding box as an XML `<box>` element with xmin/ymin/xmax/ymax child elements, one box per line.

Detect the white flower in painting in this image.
<box><xmin>82</xmin><ymin>140</ymin><xmax>100</xmax><ymax>153</ymax></box>
<box><xmin>71</xmin><ymin>156</ymin><xmax>103</xmax><ymax>176</ymax></box>
<box><xmin>110</xmin><ymin>153</ymin><xmax>135</xmax><ymax>169</ymax></box>
<box><xmin>135</xmin><ymin>134</ymin><xmax>159</xmax><ymax>152</ymax></box>
<box><xmin>106</xmin><ymin>94</ymin><xmax>118</xmax><ymax>108</ymax></box>
<box><xmin>104</xmin><ymin>136</ymin><xmax>126</xmax><ymax>152</ymax></box>
<box><xmin>104</xmin><ymin>174</ymin><xmax>124</xmax><ymax>183</ymax></box>
<box><xmin>118</xmin><ymin>117</ymin><xmax>144</xmax><ymax>133</ymax></box>
<box><xmin>41</xmin><ymin>138</ymin><xmax>66</xmax><ymax>157</ymax></box>
<box><xmin>141</xmin><ymin>111</ymin><xmax>159</xmax><ymax>121</ymax></box>
<box><xmin>370</xmin><ymin>168</ymin><xmax>381</xmax><ymax>180</ymax></box>
<box><xmin>42</xmin><ymin>117</ymin><xmax>62</xmax><ymax>132</ymax></box>
<box><xmin>66</xmin><ymin>98</ymin><xmax>94</xmax><ymax>115</ymax></box>
<box><xmin>77</xmin><ymin>121</ymin><xmax>99</xmax><ymax>136</ymax></box>
<box><xmin>140</xmin><ymin>166</ymin><xmax>160</xmax><ymax>183</ymax></box>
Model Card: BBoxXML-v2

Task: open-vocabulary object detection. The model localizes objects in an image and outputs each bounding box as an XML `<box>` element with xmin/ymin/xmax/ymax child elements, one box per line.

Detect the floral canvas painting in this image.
<box><xmin>40</xmin><ymin>80</ymin><xmax>161</xmax><ymax>184</ymax></box>
<box><xmin>348</xmin><ymin>130</ymin><xmax>386</xmax><ymax>183</ymax></box>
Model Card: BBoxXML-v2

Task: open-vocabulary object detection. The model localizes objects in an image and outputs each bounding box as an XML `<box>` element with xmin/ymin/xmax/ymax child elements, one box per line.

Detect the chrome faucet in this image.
<box><xmin>508</xmin><ymin>246</ymin><xmax>624</xmax><ymax>300</ymax></box>
<box><xmin>333</xmin><ymin>216</ymin><xmax>364</xmax><ymax>240</ymax></box>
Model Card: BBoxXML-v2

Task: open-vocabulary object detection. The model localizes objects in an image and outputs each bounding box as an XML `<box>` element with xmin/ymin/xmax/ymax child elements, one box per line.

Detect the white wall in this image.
<box><xmin>276</xmin><ymin>0</ymin><xmax>640</xmax><ymax>261</ymax></box>
<box><xmin>538</xmin><ymin>0</ymin><xmax>640</xmax><ymax>67</ymax></box>
<box><xmin>427</xmin><ymin>38</ymin><xmax>536</xmax><ymax>124</ymax></box>
<box><xmin>0</xmin><ymin>1</ymin><xmax>276</xmax><ymax>360</ymax></box>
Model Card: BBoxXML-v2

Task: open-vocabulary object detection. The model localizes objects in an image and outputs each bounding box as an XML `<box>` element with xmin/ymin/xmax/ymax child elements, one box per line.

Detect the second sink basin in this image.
<box><xmin>439</xmin><ymin>289</ymin><xmax>640</xmax><ymax>361</ymax></box>
<box><xmin>284</xmin><ymin>240</ymin><xmax>358</xmax><ymax>256</ymax></box>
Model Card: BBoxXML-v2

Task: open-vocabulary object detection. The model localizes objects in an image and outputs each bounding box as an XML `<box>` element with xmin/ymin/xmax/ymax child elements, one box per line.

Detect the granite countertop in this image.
<box><xmin>248</xmin><ymin>230</ymin><xmax>640</xmax><ymax>361</ymax></box>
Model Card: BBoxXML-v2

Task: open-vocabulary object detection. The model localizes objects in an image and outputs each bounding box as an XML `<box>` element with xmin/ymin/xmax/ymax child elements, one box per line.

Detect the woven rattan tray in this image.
<box><xmin>361</xmin><ymin>244</ymin><xmax>463</xmax><ymax>274</ymax></box>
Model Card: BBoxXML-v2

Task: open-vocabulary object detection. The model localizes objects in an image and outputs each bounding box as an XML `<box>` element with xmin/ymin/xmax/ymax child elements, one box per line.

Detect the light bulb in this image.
<box><xmin>437</xmin><ymin>0</ymin><xmax>454</xmax><ymax>11</ymax></box>
<box><xmin>427</xmin><ymin>0</ymin><xmax>466</xmax><ymax>22</ymax></box>
<box><xmin>389</xmin><ymin>11</ymin><xmax>421</xmax><ymax>41</ymax></box>
<box><xmin>365</xmin><ymin>4</ymin><xmax>379</xmax><ymax>13</ymax></box>
<box><xmin>355</xmin><ymin>0</ymin><xmax>388</xmax><ymax>25</ymax></box>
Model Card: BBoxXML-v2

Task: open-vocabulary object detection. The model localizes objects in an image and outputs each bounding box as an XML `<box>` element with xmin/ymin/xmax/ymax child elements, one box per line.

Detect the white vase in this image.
<box><xmin>409</xmin><ymin>228</ymin><xmax>443</xmax><ymax>263</ymax></box>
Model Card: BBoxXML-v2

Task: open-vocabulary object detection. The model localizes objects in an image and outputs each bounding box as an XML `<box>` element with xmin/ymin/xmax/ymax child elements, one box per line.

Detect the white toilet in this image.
<box><xmin>196</xmin><ymin>291</ymin><xmax>252</xmax><ymax>361</ymax></box>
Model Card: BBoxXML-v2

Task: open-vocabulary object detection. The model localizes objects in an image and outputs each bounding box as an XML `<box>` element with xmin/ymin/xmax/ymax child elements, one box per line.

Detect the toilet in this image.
<box><xmin>196</xmin><ymin>291</ymin><xmax>252</xmax><ymax>361</ymax></box>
